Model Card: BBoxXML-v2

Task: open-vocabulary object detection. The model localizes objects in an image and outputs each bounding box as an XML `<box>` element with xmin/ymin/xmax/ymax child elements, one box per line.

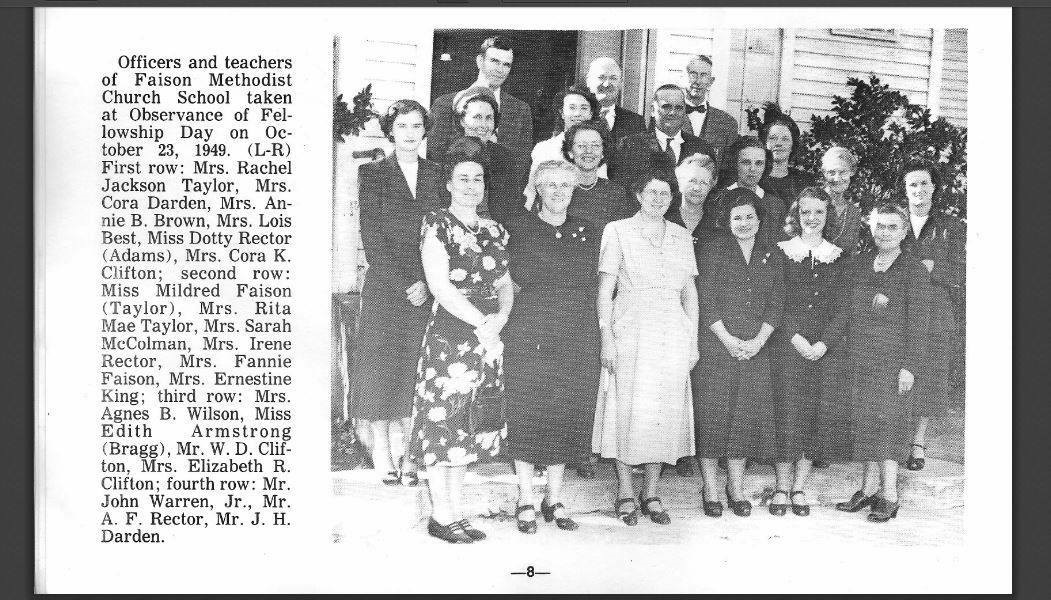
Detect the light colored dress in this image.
<box><xmin>592</xmin><ymin>214</ymin><xmax>697</xmax><ymax>465</ymax></box>
<box><xmin>523</xmin><ymin>132</ymin><xmax>608</xmax><ymax>209</ymax></box>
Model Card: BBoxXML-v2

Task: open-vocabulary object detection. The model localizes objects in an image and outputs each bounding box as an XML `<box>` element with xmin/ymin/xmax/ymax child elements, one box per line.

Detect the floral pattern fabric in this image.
<box><xmin>409</xmin><ymin>209</ymin><xmax>511</xmax><ymax>468</ymax></box>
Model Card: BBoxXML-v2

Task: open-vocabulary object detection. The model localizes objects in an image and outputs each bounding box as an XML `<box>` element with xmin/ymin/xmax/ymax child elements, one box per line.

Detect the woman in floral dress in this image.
<box><xmin>409</xmin><ymin>151</ymin><xmax>514</xmax><ymax>543</ymax></box>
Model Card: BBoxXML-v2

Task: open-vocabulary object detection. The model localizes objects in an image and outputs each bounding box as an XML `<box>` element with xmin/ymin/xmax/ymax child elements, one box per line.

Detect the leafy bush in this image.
<box><xmin>334</xmin><ymin>84</ymin><xmax>380</xmax><ymax>143</ymax></box>
<box><xmin>748</xmin><ymin>75</ymin><xmax>967</xmax><ymax>219</ymax></box>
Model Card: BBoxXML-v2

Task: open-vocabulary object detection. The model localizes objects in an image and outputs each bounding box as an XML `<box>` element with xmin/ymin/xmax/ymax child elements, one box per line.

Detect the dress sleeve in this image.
<box><xmin>930</xmin><ymin>218</ymin><xmax>966</xmax><ymax>310</ymax></box>
<box><xmin>698</xmin><ymin>242</ymin><xmax>723</xmax><ymax>328</ymax></box>
<box><xmin>904</xmin><ymin>258</ymin><xmax>934</xmax><ymax>376</ymax></box>
<box><xmin>762</xmin><ymin>251</ymin><xmax>785</xmax><ymax>330</ymax></box>
<box><xmin>819</xmin><ymin>255</ymin><xmax>855</xmax><ymax>348</ymax></box>
<box><xmin>358</xmin><ymin>163</ymin><xmax>416</xmax><ymax>292</ymax></box>
<box><xmin>598</xmin><ymin>222</ymin><xmax>623</xmax><ymax>276</ymax></box>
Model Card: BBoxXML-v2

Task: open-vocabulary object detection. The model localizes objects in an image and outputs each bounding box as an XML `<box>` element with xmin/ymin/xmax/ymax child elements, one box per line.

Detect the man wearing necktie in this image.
<box><xmin>682</xmin><ymin>55</ymin><xmax>739</xmax><ymax>170</ymax></box>
<box><xmin>586</xmin><ymin>57</ymin><xmax>646</xmax><ymax>144</ymax></box>
<box><xmin>610</xmin><ymin>84</ymin><xmax>716</xmax><ymax>189</ymax></box>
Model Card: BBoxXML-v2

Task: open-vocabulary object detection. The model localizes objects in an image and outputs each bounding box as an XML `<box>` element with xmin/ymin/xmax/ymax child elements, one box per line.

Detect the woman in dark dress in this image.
<box><xmin>757</xmin><ymin>104</ymin><xmax>814</xmax><ymax>210</ymax></box>
<box><xmin>503</xmin><ymin>160</ymin><xmax>601</xmax><ymax>534</ymax></box>
<box><xmin>712</xmin><ymin>136</ymin><xmax>787</xmax><ymax>247</ymax></box>
<box><xmin>695</xmin><ymin>187</ymin><xmax>785</xmax><ymax>518</ymax></box>
<box><xmin>900</xmin><ymin>160</ymin><xmax>966</xmax><ymax>470</ymax></box>
<box><xmin>353</xmin><ymin>99</ymin><xmax>443</xmax><ymax>486</ymax></box>
<box><xmin>770</xmin><ymin>187</ymin><xmax>845</xmax><ymax>517</ymax></box>
<box><xmin>813</xmin><ymin>145</ymin><xmax>868</xmax><ymax>468</ymax></box>
<box><xmin>829</xmin><ymin>203</ymin><xmax>932</xmax><ymax>522</ymax></box>
<box><xmin>561</xmin><ymin>120</ymin><xmax>637</xmax><ymax>231</ymax></box>
<box><xmin>410</xmin><ymin>151</ymin><xmax>515</xmax><ymax>543</ymax></box>
<box><xmin>449</xmin><ymin>87</ymin><xmax>523</xmax><ymax>224</ymax></box>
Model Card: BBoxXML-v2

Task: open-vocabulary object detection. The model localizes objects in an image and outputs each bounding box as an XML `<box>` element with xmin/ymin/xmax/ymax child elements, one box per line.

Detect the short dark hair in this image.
<box><xmin>550</xmin><ymin>84</ymin><xmax>601</xmax><ymax>134</ymax></box>
<box><xmin>869</xmin><ymin>201</ymin><xmax>911</xmax><ymax>237</ymax></box>
<box><xmin>561</xmin><ymin>120</ymin><xmax>611</xmax><ymax>167</ymax></box>
<box><xmin>630</xmin><ymin>169</ymin><xmax>679</xmax><ymax>202</ymax></box>
<box><xmin>758</xmin><ymin>103</ymin><xmax>802</xmax><ymax>162</ymax></box>
<box><xmin>653</xmin><ymin>83</ymin><xmax>686</xmax><ymax>101</ymax></box>
<box><xmin>454</xmin><ymin>92</ymin><xmax>501</xmax><ymax>135</ymax></box>
<box><xmin>900</xmin><ymin>158</ymin><xmax>943</xmax><ymax>198</ymax></box>
<box><xmin>379</xmin><ymin>99</ymin><xmax>430</xmax><ymax>142</ymax></box>
<box><xmin>478</xmin><ymin>35</ymin><xmax>513</xmax><ymax>57</ymax></box>
<box><xmin>444</xmin><ymin>136</ymin><xmax>491</xmax><ymax>186</ymax></box>
<box><xmin>784</xmin><ymin>186</ymin><xmax>832</xmax><ymax>237</ymax></box>
<box><xmin>725</xmin><ymin>135</ymin><xmax>773</xmax><ymax>181</ymax></box>
<box><xmin>717</xmin><ymin>186</ymin><xmax>766</xmax><ymax>229</ymax></box>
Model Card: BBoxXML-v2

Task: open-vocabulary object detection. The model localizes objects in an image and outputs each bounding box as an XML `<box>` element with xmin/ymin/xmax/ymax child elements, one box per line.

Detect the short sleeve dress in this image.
<box><xmin>503</xmin><ymin>212</ymin><xmax>601</xmax><ymax>466</ymax></box>
<box><xmin>408</xmin><ymin>209</ymin><xmax>511</xmax><ymax>468</ymax></box>
<box><xmin>591</xmin><ymin>215</ymin><xmax>697</xmax><ymax>465</ymax></box>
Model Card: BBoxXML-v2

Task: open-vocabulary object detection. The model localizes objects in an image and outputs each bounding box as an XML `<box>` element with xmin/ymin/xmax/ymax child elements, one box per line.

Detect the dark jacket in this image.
<box><xmin>609</xmin><ymin>129</ymin><xmax>716</xmax><ymax>188</ymax></box>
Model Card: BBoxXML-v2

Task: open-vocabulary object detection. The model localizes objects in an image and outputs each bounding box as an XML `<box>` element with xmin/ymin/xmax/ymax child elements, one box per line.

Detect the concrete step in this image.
<box><xmin>332</xmin><ymin>458</ymin><xmax>963</xmax><ymax>537</ymax></box>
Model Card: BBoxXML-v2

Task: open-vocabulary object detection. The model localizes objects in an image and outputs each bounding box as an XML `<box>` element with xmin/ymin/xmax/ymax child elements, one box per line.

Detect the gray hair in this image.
<box><xmin>531</xmin><ymin>160</ymin><xmax>578</xmax><ymax>212</ymax></box>
<box><xmin>822</xmin><ymin>145</ymin><xmax>859</xmax><ymax>173</ymax></box>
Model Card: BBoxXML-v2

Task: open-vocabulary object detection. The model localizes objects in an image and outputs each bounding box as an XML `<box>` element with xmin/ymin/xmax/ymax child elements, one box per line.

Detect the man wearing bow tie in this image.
<box><xmin>682</xmin><ymin>55</ymin><xmax>739</xmax><ymax>169</ymax></box>
<box><xmin>610</xmin><ymin>84</ymin><xmax>716</xmax><ymax>189</ymax></box>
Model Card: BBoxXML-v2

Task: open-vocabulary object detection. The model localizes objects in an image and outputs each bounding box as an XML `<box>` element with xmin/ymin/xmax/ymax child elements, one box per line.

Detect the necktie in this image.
<box><xmin>686</xmin><ymin>104</ymin><xmax>707</xmax><ymax>114</ymax></box>
<box><xmin>664</xmin><ymin>139</ymin><xmax>676</xmax><ymax>164</ymax></box>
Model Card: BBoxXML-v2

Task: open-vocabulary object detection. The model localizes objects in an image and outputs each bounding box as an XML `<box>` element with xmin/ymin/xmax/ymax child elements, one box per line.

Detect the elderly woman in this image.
<box><xmin>770</xmin><ymin>187</ymin><xmax>845</xmax><ymax>516</ymax></box>
<box><xmin>813</xmin><ymin>145</ymin><xmax>869</xmax><ymax>468</ymax></box>
<box><xmin>900</xmin><ymin>160</ymin><xmax>966</xmax><ymax>470</ymax></box>
<box><xmin>695</xmin><ymin>188</ymin><xmax>785</xmax><ymax>517</ymax></box>
<box><xmin>821</xmin><ymin>146</ymin><xmax>867</xmax><ymax>257</ymax></box>
<box><xmin>758</xmin><ymin>104</ymin><xmax>814</xmax><ymax>210</ymax></box>
<box><xmin>829</xmin><ymin>203</ymin><xmax>932</xmax><ymax>522</ymax></box>
<box><xmin>561</xmin><ymin>120</ymin><xmax>637</xmax><ymax>231</ymax></box>
<box><xmin>593</xmin><ymin>171</ymin><xmax>698</xmax><ymax>526</ymax></box>
<box><xmin>410</xmin><ymin>149</ymin><xmax>514</xmax><ymax>543</ymax></box>
<box><xmin>450</xmin><ymin>86</ymin><xmax>525</xmax><ymax>225</ymax></box>
<box><xmin>714</xmin><ymin>136</ymin><xmax>787</xmax><ymax>246</ymax></box>
<box><xmin>502</xmin><ymin>160</ymin><xmax>601</xmax><ymax>533</ymax></box>
<box><xmin>353</xmin><ymin>99</ymin><xmax>444</xmax><ymax>487</ymax></box>
<box><xmin>524</xmin><ymin>84</ymin><xmax>602</xmax><ymax>208</ymax></box>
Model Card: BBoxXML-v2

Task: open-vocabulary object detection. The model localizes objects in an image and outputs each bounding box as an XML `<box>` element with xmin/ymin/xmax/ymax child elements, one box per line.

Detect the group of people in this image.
<box><xmin>350</xmin><ymin>36</ymin><xmax>966</xmax><ymax>543</ymax></box>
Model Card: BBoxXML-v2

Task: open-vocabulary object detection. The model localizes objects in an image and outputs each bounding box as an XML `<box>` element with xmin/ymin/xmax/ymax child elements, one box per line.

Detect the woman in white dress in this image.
<box><xmin>594</xmin><ymin>170</ymin><xmax>699</xmax><ymax>526</ymax></box>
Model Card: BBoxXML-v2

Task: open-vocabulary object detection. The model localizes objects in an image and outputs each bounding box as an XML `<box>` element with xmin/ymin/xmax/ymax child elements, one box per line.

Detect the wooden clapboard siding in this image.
<box><xmin>940</xmin><ymin>28</ymin><xmax>967</xmax><ymax>127</ymax></box>
<box><xmin>650</xmin><ymin>29</ymin><xmax>715</xmax><ymax>87</ymax></box>
<box><xmin>790</xmin><ymin>28</ymin><xmax>937</xmax><ymax>132</ymax></box>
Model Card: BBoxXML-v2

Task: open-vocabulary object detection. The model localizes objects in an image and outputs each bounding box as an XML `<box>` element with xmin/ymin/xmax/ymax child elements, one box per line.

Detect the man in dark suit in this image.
<box><xmin>585</xmin><ymin>56</ymin><xmax>645</xmax><ymax>144</ymax></box>
<box><xmin>427</xmin><ymin>36</ymin><xmax>533</xmax><ymax>180</ymax></box>
<box><xmin>681</xmin><ymin>55</ymin><xmax>739</xmax><ymax>170</ymax></box>
<box><xmin>610</xmin><ymin>84</ymin><xmax>716</xmax><ymax>189</ymax></box>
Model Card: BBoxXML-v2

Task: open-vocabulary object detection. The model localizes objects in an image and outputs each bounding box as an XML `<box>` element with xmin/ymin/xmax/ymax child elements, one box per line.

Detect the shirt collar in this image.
<box><xmin>727</xmin><ymin>182</ymin><xmax>765</xmax><ymax>198</ymax></box>
<box><xmin>654</xmin><ymin>128</ymin><xmax>683</xmax><ymax>146</ymax></box>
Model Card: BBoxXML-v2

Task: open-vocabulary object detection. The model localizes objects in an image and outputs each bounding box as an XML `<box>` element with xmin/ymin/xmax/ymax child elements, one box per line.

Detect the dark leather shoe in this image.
<box><xmin>790</xmin><ymin>490</ymin><xmax>810</xmax><ymax>516</ymax></box>
<box><xmin>725</xmin><ymin>485</ymin><xmax>752</xmax><ymax>517</ymax></box>
<box><xmin>454</xmin><ymin>519</ymin><xmax>486</xmax><ymax>540</ymax></box>
<box><xmin>701</xmin><ymin>489</ymin><xmax>723</xmax><ymax>517</ymax></box>
<box><xmin>428</xmin><ymin>517</ymin><xmax>473</xmax><ymax>543</ymax></box>
<box><xmin>867</xmin><ymin>496</ymin><xmax>900</xmax><ymax>522</ymax></box>
<box><xmin>640</xmin><ymin>496</ymin><xmax>671</xmax><ymax>524</ymax></box>
<box><xmin>615</xmin><ymin>497</ymin><xmax>638</xmax><ymax>526</ymax></box>
<box><xmin>907</xmin><ymin>444</ymin><xmax>926</xmax><ymax>471</ymax></box>
<box><xmin>515</xmin><ymin>504</ymin><xmax>538</xmax><ymax>534</ymax></box>
<box><xmin>768</xmin><ymin>489</ymin><xmax>789</xmax><ymax>516</ymax></box>
<box><xmin>541</xmin><ymin>500</ymin><xmax>579</xmax><ymax>530</ymax></box>
<box><xmin>836</xmin><ymin>490</ymin><xmax>877</xmax><ymax>512</ymax></box>
<box><xmin>812</xmin><ymin>460</ymin><xmax>831</xmax><ymax>469</ymax></box>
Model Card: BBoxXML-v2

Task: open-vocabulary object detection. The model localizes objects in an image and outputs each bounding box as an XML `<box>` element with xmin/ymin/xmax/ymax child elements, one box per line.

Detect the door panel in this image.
<box><xmin>725</xmin><ymin>29</ymin><xmax>782</xmax><ymax>134</ymax></box>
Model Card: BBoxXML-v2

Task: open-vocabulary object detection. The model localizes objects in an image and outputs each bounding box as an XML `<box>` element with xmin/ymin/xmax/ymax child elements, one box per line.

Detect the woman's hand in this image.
<box><xmin>406</xmin><ymin>280</ymin><xmax>429</xmax><ymax>307</ymax></box>
<box><xmin>475</xmin><ymin>312</ymin><xmax>508</xmax><ymax>340</ymax></box>
<box><xmin>872</xmin><ymin>293</ymin><xmax>890</xmax><ymax>310</ymax></box>
<box><xmin>719</xmin><ymin>333</ymin><xmax>745</xmax><ymax>359</ymax></box>
<box><xmin>601</xmin><ymin>332</ymin><xmax>617</xmax><ymax>372</ymax></box>
<box><xmin>898</xmin><ymin>368</ymin><xmax>915</xmax><ymax>395</ymax></box>
<box><xmin>921</xmin><ymin>259</ymin><xmax>934</xmax><ymax>273</ymax></box>
<box><xmin>810</xmin><ymin>341</ymin><xmax>828</xmax><ymax>361</ymax></box>
<box><xmin>791</xmin><ymin>334</ymin><xmax>815</xmax><ymax>360</ymax></box>
<box><xmin>688</xmin><ymin>343</ymin><xmax>699</xmax><ymax>370</ymax></box>
<box><xmin>738</xmin><ymin>336</ymin><xmax>768</xmax><ymax>360</ymax></box>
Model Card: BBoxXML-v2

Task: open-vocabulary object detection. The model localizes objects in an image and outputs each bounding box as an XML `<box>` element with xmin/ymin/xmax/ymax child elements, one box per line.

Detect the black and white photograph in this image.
<box><xmin>331</xmin><ymin>22</ymin><xmax>970</xmax><ymax>553</ymax></box>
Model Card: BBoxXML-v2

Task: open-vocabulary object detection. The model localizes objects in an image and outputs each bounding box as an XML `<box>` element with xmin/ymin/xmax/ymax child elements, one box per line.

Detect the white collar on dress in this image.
<box><xmin>777</xmin><ymin>236</ymin><xmax>843</xmax><ymax>264</ymax></box>
<box><xmin>727</xmin><ymin>182</ymin><xmax>765</xmax><ymax>198</ymax></box>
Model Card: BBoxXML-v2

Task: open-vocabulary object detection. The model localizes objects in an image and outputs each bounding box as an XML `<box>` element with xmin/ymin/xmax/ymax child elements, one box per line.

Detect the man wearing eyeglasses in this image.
<box><xmin>681</xmin><ymin>55</ymin><xmax>739</xmax><ymax>169</ymax></box>
<box><xmin>585</xmin><ymin>57</ymin><xmax>646</xmax><ymax>144</ymax></box>
<box><xmin>610</xmin><ymin>84</ymin><xmax>716</xmax><ymax>190</ymax></box>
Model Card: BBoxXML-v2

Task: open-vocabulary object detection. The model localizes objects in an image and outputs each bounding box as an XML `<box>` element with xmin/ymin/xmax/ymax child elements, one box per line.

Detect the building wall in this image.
<box><xmin>940</xmin><ymin>28</ymin><xmax>968</xmax><ymax>127</ymax></box>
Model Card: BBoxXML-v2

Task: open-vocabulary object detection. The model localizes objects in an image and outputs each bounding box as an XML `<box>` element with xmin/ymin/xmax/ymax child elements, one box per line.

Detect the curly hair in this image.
<box><xmin>378</xmin><ymin>99</ymin><xmax>430</xmax><ymax>142</ymax></box>
<box><xmin>561</xmin><ymin>119</ymin><xmax>611</xmax><ymax>167</ymax></box>
<box><xmin>723</xmin><ymin>135</ymin><xmax>773</xmax><ymax>183</ymax></box>
<box><xmin>784</xmin><ymin>186</ymin><xmax>832</xmax><ymax>237</ymax></box>
<box><xmin>758</xmin><ymin>103</ymin><xmax>802</xmax><ymax>162</ymax></box>
<box><xmin>900</xmin><ymin>157</ymin><xmax>942</xmax><ymax>199</ymax></box>
<box><xmin>550</xmin><ymin>84</ymin><xmax>600</xmax><ymax>134</ymax></box>
<box><xmin>717</xmin><ymin>186</ymin><xmax>766</xmax><ymax>229</ymax></box>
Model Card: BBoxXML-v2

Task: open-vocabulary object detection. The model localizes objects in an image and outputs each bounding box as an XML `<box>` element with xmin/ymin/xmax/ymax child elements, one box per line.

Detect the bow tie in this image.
<box><xmin>686</xmin><ymin>104</ymin><xmax>706</xmax><ymax>114</ymax></box>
